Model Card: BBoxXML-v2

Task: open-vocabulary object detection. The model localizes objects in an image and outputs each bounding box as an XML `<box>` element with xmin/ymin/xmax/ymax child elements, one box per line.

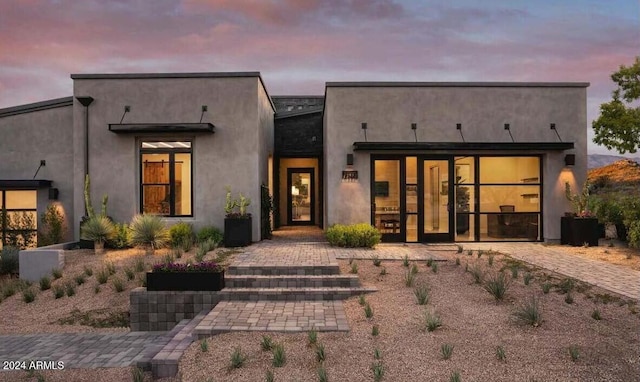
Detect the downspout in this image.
<box><xmin>75</xmin><ymin>96</ymin><xmax>94</xmax><ymax>215</ymax></box>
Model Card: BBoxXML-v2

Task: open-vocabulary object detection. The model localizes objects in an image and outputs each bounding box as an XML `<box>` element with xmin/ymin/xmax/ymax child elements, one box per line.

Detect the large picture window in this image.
<box><xmin>0</xmin><ymin>190</ymin><xmax>37</xmax><ymax>249</ymax></box>
<box><xmin>140</xmin><ymin>141</ymin><xmax>192</xmax><ymax>217</ymax></box>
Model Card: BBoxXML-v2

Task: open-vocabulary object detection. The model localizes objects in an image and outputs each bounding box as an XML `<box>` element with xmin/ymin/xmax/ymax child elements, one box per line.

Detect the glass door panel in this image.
<box><xmin>406</xmin><ymin>157</ymin><xmax>418</xmax><ymax>242</ymax></box>
<box><xmin>288</xmin><ymin>169</ymin><xmax>314</xmax><ymax>224</ymax></box>
<box><xmin>373</xmin><ymin>159</ymin><xmax>402</xmax><ymax>242</ymax></box>
<box><xmin>422</xmin><ymin>159</ymin><xmax>452</xmax><ymax>241</ymax></box>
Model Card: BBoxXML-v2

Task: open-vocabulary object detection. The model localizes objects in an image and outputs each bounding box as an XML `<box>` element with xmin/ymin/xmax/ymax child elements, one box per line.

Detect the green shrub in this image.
<box><xmin>627</xmin><ymin>220</ymin><xmax>640</xmax><ymax>248</ymax></box>
<box><xmin>105</xmin><ymin>261</ymin><xmax>116</xmax><ymax>275</ymax></box>
<box><xmin>265</xmin><ymin>370</ymin><xmax>274</xmax><ymax>382</ymax></box>
<box><xmin>414</xmin><ymin>284</ymin><xmax>430</xmax><ymax>305</ymax></box>
<box><xmin>308</xmin><ymin>328</ymin><xmax>318</xmax><ymax>346</ymax></box>
<box><xmin>315</xmin><ymin>342</ymin><xmax>326</xmax><ymax>363</ymax></box>
<box><xmin>80</xmin><ymin>215</ymin><xmax>116</xmax><ymax>244</ymax></box>
<box><xmin>112</xmin><ymin>277</ymin><xmax>125</xmax><ymax>292</ymax></box>
<box><xmin>565</xmin><ymin>293</ymin><xmax>574</xmax><ymax>304</ymax></box>
<box><xmin>514</xmin><ymin>296</ymin><xmax>542</xmax><ymax>327</ymax></box>
<box><xmin>404</xmin><ymin>269</ymin><xmax>416</xmax><ymax>287</ymax></box>
<box><xmin>523</xmin><ymin>273</ymin><xmax>533</xmax><ymax>285</ymax></box>
<box><xmin>591</xmin><ymin>309</ymin><xmax>602</xmax><ymax>320</ymax></box>
<box><xmin>495</xmin><ymin>346</ymin><xmax>506</xmax><ymax>362</ymax></box>
<box><xmin>542</xmin><ymin>282</ymin><xmax>552</xmax><ymax>294</ymax></box>
<box><xmin>0</xmin><ymin>246</ymin><xmax>20</xmax><ymax>275</ymax></box>
<box><xmin>558</xmin><ymin>278</ymin><xmax>575</xmax><ymax>294</ymax></box>
<box><xmin>272</xmin><ymin>343</ymin><xmax>286</xmax><ymax>367</ymax></box>
<box><xmin>124</xmin><ymin>267</ymin><xmax>135</xmax><ymax>281</ymax></box>
<box><xmin>197</xmin><ymin>226</ymin><xmax>223</xmax><ymax>245</ymax></box>
<box><xmin>131</xmin><ymin>367</ymin><xmax>144</xmax><ymax>382</ymax></box>
<box><xmin>65</xmin><ymin>283</ymin><xmax>76</xmax><ymax>297</ymax></box>
<box><xmin>39</xmin><ymin>276</ymin><xmax>51</xmax><ymax>291</ymax></box>
<box><xmin>134</xmin><ymin>258</ymin><xmax>146</xmax><ymax>272</ymax></box>
<box><xmin>568</xmin><ymin>345</ymin><xmax>580</xmax><ymax>362</ymax></box>
<box><xmin>483</xmin><ymin>272</ymin><xmax>510</xmax><ymax>301</ymax></box>
<box><xmin>422</xmin><ymin>308</ymin><xmax>442</xmax><ymax>332</ymax></box>
<box><xmin>83</xmin><ymin>266</ymin><xmax>93</xmax><ymax>277</ymax></box>
<box><xmin>469</xmin><ymin>264</ymin><xmax>484</xmax><ymax>284</ymax></box>
<box><xmin>22</xmin><ymin>288</ymin><xmax>36</xmax><ymax>303</ymax></box>
<box><xmin>317</xmin><ymin>366</ymin><xmax>328</xmax><ymax>382</ymax></box>
<box><xmin>371</xmin><ymin>325</ymin><xmax>379</xmax><ymax>336</ymax></box>
<box><xmin>52</xmin><ymin>285</ymin><xmax>64</xmax><ymax>299</ymax></box>
<box><xmin>200</xmin><ymin>338</ymin><xmax>208</xmax><ymax>352</ymax></box>
<box><xmin>129</xmin><ymin>214</ymin><xmax>169</xmax><ymax>253</ymax></box>
<box><xmin>169</xmin><ymin>222</ymin><xmax>194</xmax><ymax>248</ymax></box>
<box><xmin>261</xmin><ymin>335</ymin><xmax>274</xmax><ymax>351</ymax></box>
<box><xmin>96</xmin><ymin>268</ymin><xmax>109</xmax><ymax>284</ymax></box>
<box><xmin>51</xmin><ymin>268</ymin><xmax>63</xmax><ymax>279</ymax></box>
<box><xmin>74</xmin><ymin>274</ymin><xmax>86</xmax><ymax>286</ymax></box>
<box><xmin>431</xmin><ymin>262</ymin><xmax>439</xmax><ymax>273</ymax></box>
<box><xmin>230</xmin><ymin>347</ymin><xmax>246</xmax><ymax>368</ymax></box>
<box><xmin>455</xmin><ymin>257</ymin><xmax>461</xmax><ymax>266</ymax></box>
<box><xmin>372</xmin><ymin>255</ymin><xmax>382</xmax><ymax>267</ymax></box>
<box><xmin>350</xmin><ymin>262</ymin><xmax>358</xmax><ymax>274</ymax></box>
<box><xmin>325</xmin><ymin>223</ymin><xmax>381</xmax><ymax>248</ymax></box>
<box><xmin>402</xmin><ymin>255</ymin><xmax>409</xmax><ymax>267</ymax></box>
<box><xmin>441</xmin><ymin>343</ymin><xmax>454</xmax><ymax>360</ymax></box>
<box><xmin>364</xmin><ymin>303</ymin><xmax>374</xmax><ymax>319</ymax></box>
<box><xmin>371</xmin><ymin>361</ymin><xmax>385</xmax><ymax>382</ymax></box>
<box><xmin>450</xmin><ymin>371</ymin><xmax>461</xmax><ymax>382</ymax></box>
<box><xmin>108</xmin><ymin>223</ymin><xmax>131</xmax><ymax>249</ymax></box>
<box><xmin>358</xmin><ymin>294</ymin><xmax>366</xmax><ymax>306</ymax></box>
<box><xmin>38</xmin><ymin>203</ymin><xmax>66</xmax><ymax>246</ymax></box>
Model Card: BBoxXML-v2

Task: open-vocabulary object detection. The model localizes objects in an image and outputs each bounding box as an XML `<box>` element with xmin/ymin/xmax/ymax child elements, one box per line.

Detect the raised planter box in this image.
<box><xmin>561</xmin><ymin>216</ymin><xmax>598</xmax><ymax>247</ymax></box>
<box><xmin>224</xmin><ymin>216</ymin><xmax>252</xmax><ymax>247</ymax></box>
<box><xmin>146</xmin><ymin>271</ymin><xmax>225</xmax><ymax>291</ymax></box>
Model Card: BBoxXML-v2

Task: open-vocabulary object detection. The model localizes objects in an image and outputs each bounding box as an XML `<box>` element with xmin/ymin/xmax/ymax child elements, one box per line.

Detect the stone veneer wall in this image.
<box><xmin>130</xmin><ymin>287</ymin><xmax>222</xmax><ymax>331</ymax></box>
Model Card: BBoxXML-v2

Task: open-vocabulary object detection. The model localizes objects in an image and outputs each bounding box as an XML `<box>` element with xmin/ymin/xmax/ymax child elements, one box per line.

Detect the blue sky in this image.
<box><xmin>0</xmin><ymin>0</ymin><xmax>638</xmax><ymax>155</ymax></box>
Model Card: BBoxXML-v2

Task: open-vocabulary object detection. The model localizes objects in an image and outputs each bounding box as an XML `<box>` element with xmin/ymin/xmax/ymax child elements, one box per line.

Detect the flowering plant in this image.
<box><xmin>152</xmin><ymin>261</ymin><xmax>222</xmax><ymax>273</ymax></box>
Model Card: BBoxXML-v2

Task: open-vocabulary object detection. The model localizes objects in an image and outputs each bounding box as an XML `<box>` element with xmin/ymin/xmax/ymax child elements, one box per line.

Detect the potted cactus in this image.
<box><xmin>223</xmin><ymin>187</ymin><xmax>252</xmax><ymax>247</ymax></box>
<box><xmin>561</xmin><ymin>182</ymin><xmax>598</xmax><ymax>246</ymax></box>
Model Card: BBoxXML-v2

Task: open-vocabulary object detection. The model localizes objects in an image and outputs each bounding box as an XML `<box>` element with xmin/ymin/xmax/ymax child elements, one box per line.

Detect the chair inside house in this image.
<box><xmin>498</xmin><ymin>205</ymin><xmax>515</xmax><ymax>226</ymax></box>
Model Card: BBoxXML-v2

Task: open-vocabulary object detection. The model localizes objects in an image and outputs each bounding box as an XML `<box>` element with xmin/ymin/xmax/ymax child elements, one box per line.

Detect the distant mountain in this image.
<box><xmin>588</xmin><ymin>154</ymin><xmax>640</xmax><ymax>169</ymax></box>
<box><xmin>588</xmin><ymin>159</ymin><xmax>640</xmax><ymax>190</ymax></box>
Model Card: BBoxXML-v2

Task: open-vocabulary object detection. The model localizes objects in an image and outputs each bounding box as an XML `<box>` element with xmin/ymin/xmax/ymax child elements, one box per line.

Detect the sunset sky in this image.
<box><xmin>0</xmin><ymin>0</ymin><xmax>638</xmax><ymax>155</ymax></box>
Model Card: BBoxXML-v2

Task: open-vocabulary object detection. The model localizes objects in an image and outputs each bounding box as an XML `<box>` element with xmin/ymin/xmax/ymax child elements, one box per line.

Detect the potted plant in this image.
<box><xmin>223</xmin><ymin>187</ymin><xmax>252</xmax><ymax>247</ymax></box>
<box><xmin>80</xmin><ymin>215</ymin><xmax>115</xmax><ymax>254</ymax></box>
<box><xmin>146</xmin><ymin>261</ymin><xmax>225</xmax><ymax>291</ymax></box>
<box><xmin>561</xmin><ymin>182</ymin><xmax>598</xmax><ymax>246</ymax></box>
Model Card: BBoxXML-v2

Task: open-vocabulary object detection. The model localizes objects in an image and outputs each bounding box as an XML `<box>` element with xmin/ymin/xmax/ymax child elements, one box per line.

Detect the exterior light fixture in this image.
<box><xmin>200</xmin><ymin>105</ymin><xmax>208</xmax><ymax>123</ymax></box>
<box><xmin>456</xmin><ymin>123</ymin><xmax>465</xmax><ymax>142</ymax></box>
<box><xmin>504</xmin><ymin>123</ymin><xmax>515</xmax><ymax>142</ymax></box>
<box><xmin>48</xmin><ymin>188</ymin><xmax>59</xmax><ymax>200</ymax></box>
<box><xmin>564</xmin><ymin>154</ymin><xmax>576</xmax><ymax>166</ymax></box>
<box><xmin>411</xmin><ymin>123</ymin><xmax>417</xmax><ymax>142</ymax></box>
<box><xmin>361</xmin><ymin>122</ymin><xmax>368</xmax><ymax>142</ymax></box>
<box><xmin>550</xmin><ymin>123</ymin><xmax>563</xmax><ymax>142</ymax></box>
<box><xmin>342</xmin><ymin>153</ymin><xmax>358</xmax><ymax>182</ymax></box>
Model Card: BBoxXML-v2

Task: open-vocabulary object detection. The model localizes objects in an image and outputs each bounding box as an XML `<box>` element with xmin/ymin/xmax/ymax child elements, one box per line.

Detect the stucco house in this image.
<box><xmin>0</xmin><ymin>72</ymin><xmax>588</xmax><ymax>246</ymax></box>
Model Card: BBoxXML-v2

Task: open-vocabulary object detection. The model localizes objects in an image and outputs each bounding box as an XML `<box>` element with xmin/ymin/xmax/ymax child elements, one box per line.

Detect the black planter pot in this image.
<box><xmin>456</xmin><ymin>213</ymin><xmax>469</xmax><ymax>234</ymax></box>
<box><xmin>224</xmin><ymin>216</ymin><xmax>252</xmax><ymax>247</ymax></box>
<box><xmin>146</xmin><ymin>271</ymin><xmax>225</xmax><ymax>291</ymax></box>
<box><xmin>561</xmin><ymin>216</ymin><xmax>598</xmax><ymax>246</ymax></box>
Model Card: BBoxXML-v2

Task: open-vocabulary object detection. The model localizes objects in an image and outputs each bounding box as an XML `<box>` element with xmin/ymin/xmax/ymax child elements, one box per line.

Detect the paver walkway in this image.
<box><xmin>462</xmin><ymin>242</ymin><xmax>640</xmax><ymax>300</ymax></box>
<box><xmin>0</xmin><ymin>331</ymin><xmax>168</xmax><ymax>369</ymax></box>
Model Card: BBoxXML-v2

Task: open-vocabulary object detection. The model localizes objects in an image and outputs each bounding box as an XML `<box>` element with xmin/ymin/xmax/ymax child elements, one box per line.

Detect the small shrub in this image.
<box><xmin>162</xmin><ymin>252</ymin><xmax>176</xmax><ymax>265</ymax></box>
<box><xmin>364</xmin><ymin>303</ymin><xmax>374</xmax><ymax>319</ymax></box>
<box><xmin>308</xmin><ymin>328</ymin><xmax>318</xmax><ymax>346</ymax></box>
<box><xmin>112</xmin><ymin>277</ymin><xmax>125</xmax><ymax>293</ymax></box>
<box><xmin>39</xmin><ymin>203</ymin><xmax>67</xmax><ymax>246</ymax></box>
<box><xmin>469</xmin><ymin>264</ymin><xmax>484</xmax><ymax>284</ymax></box>
<box><xmin>542</xmin><ymin>282</ymin><xmax>552</xmax><ymax>294</ymax></box>
<box><xmin>131</xmin><ymin>367</ymin><xmax>144</xmax><ymax>382</ymax></box>
<box><xmin>514</xmin><ymin>296</ymin><xmax>542</xmax><ymax>327</ymax></box>
<box><xmin>51</xmin><ymin>268</ymin><xmax>62</xmax><ymax>279</ymax></box>
<box><xmin>83</xmin><ymin>266</ymin><xmax>93</xmax><ymax>277</ymax></box>
<box><xmin>196</xmin><ymin>225</ymin><xmax>223</xmax><ymax>245</ymax></box>
<box><xmin>568</xmin><ymin>345</ymin><xmax>580</xmax><ymax>362</ymax></box>
<box><xmin>558</xmin><ymin>278</ymin><xmax>575</xmax><ymax>294</ymax></box>
<box><xmin>39</xmin><ymin>276</ymin><xmax>51</xmax><ymax>291</ymax></box>
<box><xmin>109</xmin><ymin>223</ymin><xmax>131</xmax><ymax>249</ymax></box>
<box><xmin>0</xmin><ymin>246</ymin><xmax>19</xmax><ymax>275</ymax></box>
<box><xmin>134</xmin><ymin>258</ymin><xmax>145</xmax><ymax>272</ymax></box>
<box><xmin>510</xmin><ymin>267</ymin><xmax>519</xmax><ymax>279</ymax></box>
<box><xmin>373</xmin><ymin>348</ymin><xmax>382</xmax><ymax>360</ymax></box>
<box><xmin>456</xmin><ymin>244</ymin><xmax>463</xmax><ymax>253</ymax></box>
<box><xmin>65</xmin><ymin>283</ymin><xmax>76</xmax><ymax>297</ymax></box>
<box><xmin>488</xmin><ymin>255</ymin><xmax>494</xmax><ymax>266</ymax></box>
<box><xmin>372</xmin><ymin>325</ymin><xmax>379</xmax><ymax>336</ymax></box>
<box><xmin>200</xmin><ymin>338</ymin><xmax>208</xmax><ymax>352</ymax></box>
<box><xmin>315</xmin><ymin>342</ymin><xmax>326</xmax><ymax>363</ymax></box>
<box><xmin>426</xmin><ymin>258</ymin><xmax>433</xmax><ymax>268</ymax></box>
<box><xmin>52</xmin><ymin>285</ymin><xmax>64</xmax><ymax>299</ymax></box>
<box><xmin>477</xmin><ymin>250</ymin><xmax>483</xmax><ymax>258</ymax></box>
<box><xmin>371</xmin><ymin>362</ymin><xmax>385</xmax><ymax>382</ymax></box>
<box><xmin>169</xmin><ymin>222</ymin><xmax>194</xmax><ymax>249</ymax></box>
<box><xmin>272</xmin><ymin>343</ymin><xmax>286</xmax><ymax>367</ymax></box>
<box><xmin>431</xmin><ymin>262</ymin><xmax>439</xmax><ymax>274</ymax></box>
<box><xmin>350</xmin><ymin>262</ymin><xmax>358</xmax><ymax>274</ymax></box>
<box><xmin>591</xmin><ymin>309</ymin><xmax>602</xmax><ymax>320</ymax></box>
<box><xmin>450</xmin><ymin>371</ymin><xmax>461</xmax><ymax>382</ymax></box>
<box><xmin>318</xmin><ymin>366</ymin><xmax>328</xmax><ymax>382</ymax></box>
<box><xmin>414</xmin><ymin>284</ymin><xmax>430</xmax><ymax>305</ymax></box>
<box><xmin>523</xmin><ymin>273</ymin><xmax>533</xmax><ymax>286</ymax></box>
<box><xmin>80</xmin><ymin>215</ymin><xmax>116</xmax><ymax>245</ymax></box>
<box><xmin>265</xmin><ymin>370</ymin><xmax>274</xmax><ymax>382</ymax></box>
<box><xmin>105</xmin><ymin>261</ymin><xmax>116</xmax><ymax>275</ymax></box>
<box><xmin>483</xmin><ymin>272</ymin><xmax>510</xmax><ymax>301</ymax></box>
<box><xmin>423</xmin><ymin>308</ymin><xmax>442</xmax><ymax>332</ymax></box>
<box><xmin>402</xmin><ymin>255</ymin><xmax>409</xmax><ymax>267</ymax></box>
<box><xmin>326</xmin><ymin>223</ymin><xmax>381</xmax><ymax>248</ymax></box>
<box><xmin>411</xmin><ymin>263</ymin><xmax>419</xmax><ymax>275</ymax></box>
<box><xmin>172</xmin><ymin>247</ymin><xmax>183</xmax><ymax>259</ymax></box>
<box><xmin>441</xmin><ymin>343</ymin><xmax>454</xmax><ymax>360</ymax></box>
<box><xmin>96</xmin><ymin>268</ymin><xmax>109</xmax><ymax>284</ymax></box>
<box><xmin>94</xmin><ymin>285</ymin><xmax>100</xmax><ymax>294</ymax></box>
<box><xmin>230</xmin><ymin>347</ymin><xmax>246</xmax><ymax>368</ymax></box>
<box><xmin>467</xmin><ymin>250</ymin><xmax>473</xmax><ymax>256</ymax></box>
<box><xmin>379</xmin><ymin>267</ymin><xmax>387</xmax><ymax>276</ymax></box>
<box><xmin>22</xmin><ymin>288</ymin><xmax>36</xmax><ymax>303</ymax></box>
<box><xmin>129</xmin><ymin>214</ymin><xmax>170</xmax><ymax>253</ymax></box>
<box><xmin>455</xmin><ymin>257</ymin><xmax>460</xmax><ymax>266</ymax></box>
<box><xmin>74</xmin><ymin>274</ymin><xmax>86</xmax><ymax>286</ymax></box>
<box><xmin>372</xmin><ymin>255</ymin><xmax>382</xmax><ymax>267</ymax></box>
<box><xmin>1</xmin><ymin>284</ymin><xmax>15</xmax><ymax>299</ymax></box>
<box><xmin>496</xmin><ymin>346</ymin><xmax>506</xmax><ymax>362</ymax></box>
<box><xmin>194</xmin><ymin>247</ymin><xmax>207</xmax><ymax>262</ymax></box>
<box><xmin>124</xmin><ymin>267</ymin><xmax>135</xmax><ymax>281</ymax></box>
<box><xmin>358</xmin><ymin>294</ymin><xmax>366</xmax><ymax>306</ymax></box>
<box><xmin>404</xmin><ymin>270</ymin><xmax>416</xmax><ymax>287</ymax></box>
<box><xmin>261</xmin><ymin>335</ymin><xmax>274</xmax><ymax>351</ymax></box>
<box><xmin>565</xmin><ymin>293</ymin><xmax>574</xmax><ymax>304</ymax></box>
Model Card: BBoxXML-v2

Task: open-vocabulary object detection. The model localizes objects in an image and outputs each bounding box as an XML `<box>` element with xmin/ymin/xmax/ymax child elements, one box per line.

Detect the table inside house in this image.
<box><xmin>375</xmin><ymin>209</ymin><xmax>401</xmax><ymax>233</ymax></box>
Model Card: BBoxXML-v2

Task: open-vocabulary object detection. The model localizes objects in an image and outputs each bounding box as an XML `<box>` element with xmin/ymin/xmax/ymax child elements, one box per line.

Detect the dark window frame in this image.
<box><xmin>140</xmin><ymin>141</ymin><xmax>193</xmax><ymax>218</ymax></box>
<box><xmin>0</xmin><ymin>189</ymin><xmax>38</xmax><ymax>248</ymax></box>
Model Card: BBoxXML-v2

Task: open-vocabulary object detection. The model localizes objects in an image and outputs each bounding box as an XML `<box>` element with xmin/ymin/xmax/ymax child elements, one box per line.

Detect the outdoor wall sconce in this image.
<box><xmin>48</xmin><ymin>188</ymin><xmax>59</xmax><ymax>200</ymax></box>
<box><xmin>342</xmin><ymin>153</ymin><xmax>358</xmax><ymax>182</ymax></box>
<box><xmin>564</xmin><ymin>154</ymin><xmax>576</xmax><ymax>166</ymax></box>
<box><xmin>456</xmin><ymin>123</ymin><xmax>465</xmax><ymax>142</ymax></box>
<box><xmin>411</xmin><ymin>123</ymin><xmax>418</xmax><ymax>142</ymax></box>
<box><xmin>361</xmin><ymin>122</ymin><xmax>368</xmax><ymax>142</ymax></box>
<box><xmin>504</xmin><ymin>123</ymin><xmax>515</xmax><ymax>142</ymax></box>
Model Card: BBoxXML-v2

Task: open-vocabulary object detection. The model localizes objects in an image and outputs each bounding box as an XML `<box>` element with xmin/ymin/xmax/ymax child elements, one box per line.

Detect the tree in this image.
<box><xmin>592</xmin><ymin>56</ymin><xmax>640</xmax><ymax>154</ymax></box>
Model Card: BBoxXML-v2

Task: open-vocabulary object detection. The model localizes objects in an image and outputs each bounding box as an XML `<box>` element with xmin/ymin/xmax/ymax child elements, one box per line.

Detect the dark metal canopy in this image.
<box><xmin>109</xmin><ymin>123</ymin><xmax>215</xmax><ymax>134</ymax></box>
<box><xmin>353</xmin><ymin>141</ymin><xmax>574</xmax><ymax>152</ymax></box>
<box><xmin>0</xmin><ymin>180</ymin><xmax>52</xmax><ymax>189</ymax></box>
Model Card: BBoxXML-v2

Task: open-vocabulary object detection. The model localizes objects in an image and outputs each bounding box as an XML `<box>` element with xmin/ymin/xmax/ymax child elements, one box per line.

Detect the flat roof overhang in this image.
<box><xmin>353</xmin><ymin>142</ymin><xmax>574</xmax><ymax>152</ymax></box>
<box><xmin>0</xmin><ymin>180</ymin><xmax>53</xmax><ymax>189</ymax></box>
<box><xmin>109</xmin><ymin>123</ymin><xmax>215</xmax><ymax>134</ymax></box>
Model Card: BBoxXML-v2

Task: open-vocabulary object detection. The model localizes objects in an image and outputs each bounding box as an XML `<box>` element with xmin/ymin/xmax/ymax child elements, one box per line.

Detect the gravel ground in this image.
<box><xmin>556</xmin><ymin>240</ymin><xmax>640</xmax><ymax>271</ymax></box>
<box><xmin>167</xmin><ymin>253</ymin><xmax>640</xmax><ymax>382</ymax></box>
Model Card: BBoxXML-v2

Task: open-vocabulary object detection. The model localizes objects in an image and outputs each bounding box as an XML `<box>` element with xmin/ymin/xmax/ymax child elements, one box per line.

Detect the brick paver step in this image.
<box><xmin>194</xmin><ymin>300</ymin><xmax>350</xmax><ymax>337</ymax></box>
<box><xmin>225</xmin><ymin>274</ymin><xmax>361</xmax><ymax>288</ymax></box>
<box><xmin>227</xmin><ymin>264</ymin><xmax>341</xmax><ymax>276</ymax></box>
<box><xmin>219</xmin><ymin>286</ymin><xmax>377</xmax><ymax>301</ymax></box>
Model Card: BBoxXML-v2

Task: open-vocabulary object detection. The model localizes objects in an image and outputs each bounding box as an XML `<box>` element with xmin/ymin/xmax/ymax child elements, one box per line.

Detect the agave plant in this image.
<box><xmin>80</xmin><ymin>215</ymin><xmax>116</xmax><ymax>254</ymax></box>
<box><xmin>129</xmin><ymin>214</ymin><xmax>169</xmax><ymax>255</ymax></box>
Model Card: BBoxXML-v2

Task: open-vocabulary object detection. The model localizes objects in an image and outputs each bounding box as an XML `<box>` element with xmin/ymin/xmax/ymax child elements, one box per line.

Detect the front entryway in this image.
<box><xmin>287</xmin><ymin>168</ymin><xmax>315</xmax><ymax>225</ymax></box>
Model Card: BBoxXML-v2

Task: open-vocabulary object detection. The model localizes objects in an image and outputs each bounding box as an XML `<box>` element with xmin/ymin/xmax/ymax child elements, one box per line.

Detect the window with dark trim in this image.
<box><xmin>0</xmin><ymin>190</ymin><xmax>37</xmax><ymax>249</ymax></box>
<box><xmin>140</xmin><ymin>141</ymin><xmax>192</xmax><ymax>217</ymax></box>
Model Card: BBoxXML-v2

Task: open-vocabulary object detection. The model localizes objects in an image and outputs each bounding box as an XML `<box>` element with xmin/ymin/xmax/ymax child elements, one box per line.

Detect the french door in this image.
<box><xmin>287</xmin><ymin>168</ymin><xmax>315</xmax><ymax>225</ymax></box>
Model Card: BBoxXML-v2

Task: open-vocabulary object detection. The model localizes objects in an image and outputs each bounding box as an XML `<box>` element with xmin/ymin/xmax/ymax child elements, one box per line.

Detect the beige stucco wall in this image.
<box><xmin>278</xmin><ymin>158</ymin><xmax>320</xmax><ymax>226</ymax></box>
<box><xmin>72</xmin><ymin>75</ymin><xmax>274</xmax><ymax>241</ymax></box>
<box><xmin>0</xmin><ymin>104</ymin><xmax>75</xmax><ymax>242</ymax></box>
<box><xmin>324</xmin><ymin>84</ymin><xmax>588</xmax><ymax>242</ymax></box>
